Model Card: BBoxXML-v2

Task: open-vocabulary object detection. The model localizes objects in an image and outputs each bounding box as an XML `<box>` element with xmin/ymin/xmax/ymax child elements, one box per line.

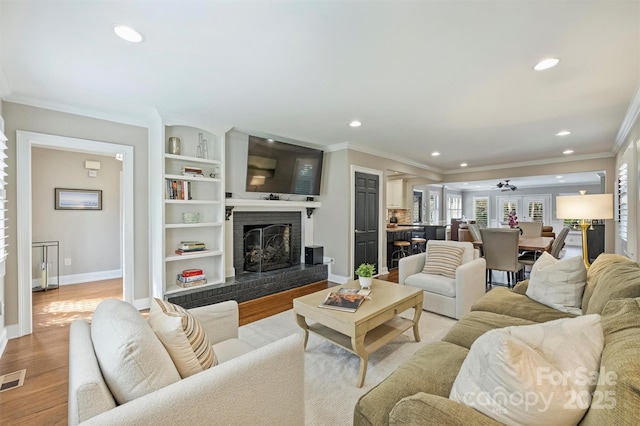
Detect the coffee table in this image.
<box><xmin>293</xmin><ymin>279</ymin><xmax>423</xmax><ymax>387</ymax></box>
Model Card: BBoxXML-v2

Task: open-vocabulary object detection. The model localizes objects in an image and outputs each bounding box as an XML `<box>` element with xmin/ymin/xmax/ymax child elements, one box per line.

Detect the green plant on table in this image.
<box><xmin>355</xmin><ymin>263</ymin><xmax>375</xmax><ymax>278</ymax></box>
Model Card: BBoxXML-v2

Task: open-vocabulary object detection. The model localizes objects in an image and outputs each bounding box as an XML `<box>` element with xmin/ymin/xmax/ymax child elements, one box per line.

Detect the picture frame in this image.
<box><xmin>55</xmin><ymin>188</ymin><xmax>102</xmax><ymax>210</ymax></box>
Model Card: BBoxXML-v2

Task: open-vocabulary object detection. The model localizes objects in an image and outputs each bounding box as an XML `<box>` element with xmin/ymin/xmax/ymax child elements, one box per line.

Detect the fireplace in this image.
<box><xmin>243</xmin><ymin>223</ymin><xmax>293</xmax><ymax>272</ymax></box>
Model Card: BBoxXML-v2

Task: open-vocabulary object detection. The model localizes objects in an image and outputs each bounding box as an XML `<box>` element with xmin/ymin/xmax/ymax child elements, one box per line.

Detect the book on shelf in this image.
<box><xmin>181</xmin><ymin>165</ymin><xmax>203</xmax><ymax>175</ymax></box>
<box><xmin>318</xmin><ymin>291</ymin><xmax>366</xmax><ymax>312</ymax></box>
<box><xmin>175</xmin><ymin>249</ymin><xmax>210</xmax><ymax>255</ymax></box>
<box><xmin>165</xmin><ymin>179</ymin><xmax>193</xmax><ymax>200</ymax></box>
<box><xmin>182</xmin><ymin>268</ymin><xmax>203</xmax><ymax>277</ymax></box>
<box><xmin>175</xmin><ymin>277</ymin><xmax>207</xmax><ymax>288</ymax></box>
<box><xmin>177</xmin><ymin>273</ymin><xmax>206</xmax><ymax>283</ymax></box>
<box><xmin>178</xmin><ymin>241</ymin><xmax>206</xmax><ymax>250</ymax></box>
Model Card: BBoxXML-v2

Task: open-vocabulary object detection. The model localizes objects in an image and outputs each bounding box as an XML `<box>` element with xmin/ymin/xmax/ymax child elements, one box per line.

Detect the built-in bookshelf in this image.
<box><xmin>151</xmin><ymin>114</ymin><xmax>226</xmax><ymax>298</ymax></box>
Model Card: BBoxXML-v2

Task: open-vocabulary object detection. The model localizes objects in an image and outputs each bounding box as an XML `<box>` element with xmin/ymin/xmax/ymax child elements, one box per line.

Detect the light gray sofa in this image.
<box><xmin>399</xmin><ymin>240</ymin><xmax>486</xmax><ymax>319</ymax></box>
<box><xmin>68</xmin><ymin>299</ymin><xmax>304</xmax><ymax>425</ymax></box>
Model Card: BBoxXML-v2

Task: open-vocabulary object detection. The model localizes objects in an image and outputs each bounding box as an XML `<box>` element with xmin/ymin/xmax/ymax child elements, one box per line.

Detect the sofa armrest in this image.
<box><xmin>454</xmin><ymin>257</ymin><xmax>486</xmax><ymax>319</ymax></box>
<box><xmin>399</xmin><ymin>253</ymin><xmax>427</xmax><ymax>285</ymax></box>
<box><xmin>68</xmin><ymin>321</ymin><xmax>116</xmax><ymax>426</ymax></box>
<box><xmin>81</xmin><ymin>334</ymin><xmax>305</xmax><ymax>426</ymax></box>
<box><xmin>389</xmin><ymin>393</ymin><xmax>502</xmax><ymax>426</ymax></box>
<box><xmin>188</xmin><ymin>300</ymin><xmax>239</xmax><ymax>344</ymax></box>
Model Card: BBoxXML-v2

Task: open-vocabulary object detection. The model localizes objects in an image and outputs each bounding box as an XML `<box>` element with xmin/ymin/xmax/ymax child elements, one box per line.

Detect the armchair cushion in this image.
<box><xmin>406</xmin><ymin>273</ymin><xmax>456</xmax><ymax>297</ymax></box>
<box><xmin>149</xmin><ymin>298</ymin><xmax>217</xmax><ymax>378</ymax></box>
<box><xmin>422</xmin><ymin>242</ymin><xmax>464</xmax><ymax>278</ymax></box>
<box><xmin>90</xmin><ymin>299</ymin><xmax>180</xmax><ymax>405</ymax></box>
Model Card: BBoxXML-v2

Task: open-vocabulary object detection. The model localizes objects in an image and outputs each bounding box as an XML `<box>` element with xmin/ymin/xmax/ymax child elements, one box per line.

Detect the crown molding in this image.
<box><xmin>614</xmin><ymin>84</ymin><xmax>640</xmax><ymax>154</ymax></box>
<box><xmin>326</xmin><ymin>142</ymin><xmax>443</xmax><ymax>174</ymax></box>
<box><xmin>442</xmin><ymin>152</ymin><xmax>614</xmax><ymax>175</ymax></box>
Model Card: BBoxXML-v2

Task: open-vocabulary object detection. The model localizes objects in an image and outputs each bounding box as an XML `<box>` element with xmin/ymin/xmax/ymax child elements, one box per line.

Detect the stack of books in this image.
<box><xmin>176</xmin><ymin>268</ymin><xmax>207</xmax><ymax>288</ymax></box>
<box><xmin>165</xmin><ymin>179</ymin><xmax>192</xmax><ymax>200</ymax></box>
<box><xmin>175</xmin><ymin>241</ymin><xmax>209</xmax><ymax>255</ymax></box>
<box><xmin>181</xmin><ymin>165</ymin><xmax>204</xmax><ymax>177</ymax></box>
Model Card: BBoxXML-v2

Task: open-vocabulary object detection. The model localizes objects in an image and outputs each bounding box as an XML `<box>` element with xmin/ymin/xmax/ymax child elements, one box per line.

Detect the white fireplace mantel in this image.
<box><xmin>225</xmin><ymin>199</ymin><xmax>321</xmax><ymax>209</ymax></box>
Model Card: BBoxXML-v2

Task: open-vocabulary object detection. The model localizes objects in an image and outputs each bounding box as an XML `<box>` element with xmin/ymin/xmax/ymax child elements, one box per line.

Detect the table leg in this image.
<box><xmin>294</xmin><ymin>313</ymin><xmax>310</xmax><ymax>350</ymax></box>
<box><xmin>412</xmin><ymin>302</ymin><xmax>423</xmax><ymax>342</ymax></box>
<box><xmin>351</xmin><ymin>334</ymin><xmax>368</xmax><ymax>388</ymax></box>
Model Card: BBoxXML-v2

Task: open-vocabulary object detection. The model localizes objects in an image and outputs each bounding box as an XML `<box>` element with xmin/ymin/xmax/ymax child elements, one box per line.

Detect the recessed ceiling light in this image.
<box><xmin>464</xmin><ymin>182</ymin><xmax>469</xmax><ymax>185</ymax></box>
<box><xmin>266</xmin><ymin>138</ymin><xmax>274</xmax><ymax>143</ymax></box>
<box><xmin>555</xmin><ymin>130</ymin><xmax>571</xmax><ymax>136</ymax></box>
<box><xmin>534</xmin><ymin>58</ymin><xmax>560</xmax><ymax>71</ymax></box>
<box><xmin>559</xmin><ymin>180</ymin><xmax>565</xmax><ymax>183</ymax></box>
<box><xmin>349</xmin><ymin>120</ymin><xmax>361</xmax><ymax>127</ymax></box>
<box><xmin>563</xmin><ymin>149</ymin><xmax>574</xmax><ymax>155</ymax></box>
<box><xmin>431</xmin><ymin>151</ymin><xmax>440</xmax><ymax>157</ymax></box>
<box><xmin>460</xmin><ymin>163</ymin><xmax>468</xmax><ymax>167</ymax></box>
<box><xmin>113</xmin><ymin>24</ymin><xmax>143</xmax><ymax>43</ymax></box>
<box><xmin>555</xmin><ymin>175</ymin><xmax>563</xmax><ymax>179</ymax></box>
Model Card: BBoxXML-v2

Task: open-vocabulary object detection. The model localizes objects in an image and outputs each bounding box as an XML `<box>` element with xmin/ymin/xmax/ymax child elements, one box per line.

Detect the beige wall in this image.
<box><xmin>2</xmin><ymin>102</ymin><xmax>149</xmax><ymax>327</ymax></box>
<box><xmin>31</xmin><ymin>148</ymin><xmax>121</xmax><ymax>277</ymax></box>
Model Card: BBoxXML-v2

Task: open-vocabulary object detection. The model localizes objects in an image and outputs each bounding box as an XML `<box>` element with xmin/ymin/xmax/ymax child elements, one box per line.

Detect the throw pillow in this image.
<box><xmin>422</xmin><ymin>243</ymin><xmax>464</xmax><ymax>279</ymax></box>
<box><xmin>450</xmin><ymin>314</ymin><xmax>604</xmax><ymax>426</ymax></box>
<box><xmin>526</xmin><ymin>252</ymin><xmax>586</xmax><ymax>315</ymax></box>
<box><xmin>91</xmin><ymin>298</ymin><xmax>181</xmax><ymax>405</ymax></box>
<box><xmin>148</xmin><ymin>298</ymin><xmax>217</xmax><ymax>378</ymax></box>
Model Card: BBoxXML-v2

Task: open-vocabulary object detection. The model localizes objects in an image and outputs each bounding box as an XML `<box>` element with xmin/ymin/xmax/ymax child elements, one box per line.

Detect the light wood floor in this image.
<box><xmin>0</xmin><ymin>271</ymin><xmax>398</xmax><ymax>425</ymax></box>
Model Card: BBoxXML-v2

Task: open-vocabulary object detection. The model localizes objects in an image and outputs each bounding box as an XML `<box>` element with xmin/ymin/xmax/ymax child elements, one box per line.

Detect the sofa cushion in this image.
<box><xmin>422</xmin><ymin>243</ymin><xmax>464</xmax><ymax>279</ymax></box>
<box><xmin>91</xmin><ymin>298</ymin><xmax>180</xmax><ymax>405</ymax></box>
<box><xmin>526</xmin><ymin>252</ymin><xmax>586</xmax><ymax>315</ymax></box>
<box><xmin>580</xmin><ymin>297</ymin><xmax>640</xmax><ymax>426</ymax></box>
<box><xmin>450</xmin><ymin>314</ymin><xmax>604</xmax><ymax>426</ymax></box>
<box><xmin>471</xmin><ymin>287</ymin><xmax>577</xmax><ymax>323</ymax></box>
<box><xmin>148</xmin><ymin>298</ymin><xmax>217</xmax><ymax>378</ymax></box>
<box><xmin>442</xmin><ymin>311</ymin><xmax>536</xmax><ymax>349</ymax></box>
<box><xmin>405</xmin><ymin>273</ymin><xmax>456</xmax><ymax>297</ymax></box>
<box><xmin>581</xmin><ymin>253</ymin><xmax>636</xmax><ymax>313</ymax></box>
<box><xmin>585</xmin><ymin>256</ymin><xmax>640</xmax><ymax>315</ymax></box>
<box><xmin>353</xmin><ymin>341</ymin><xmax>469</xmax><ymax>426</ymax></box>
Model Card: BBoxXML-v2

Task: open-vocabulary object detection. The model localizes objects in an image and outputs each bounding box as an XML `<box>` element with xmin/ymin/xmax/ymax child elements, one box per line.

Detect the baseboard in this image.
<box><xmin>327</xmin><ymin>273</ymin><xmax>349</xmax><ymax>284</ymax></box>
<box><xmin>378</xmin><ymin>266</ymin><xmax>389</xmax><ymax>276</ymax></box>
<box><xmin>0</xmin><ymin>327</ymin><xmax>7</xmax><ymax>359</ymax></box>
<box><xmin>133</xmin><ymin>297</ymin><xmax>150</xmax><ymax>311</ymax></box>
<box><xmin>225</xmin><ymin>267</ymin><xmax>235</xmax><ymax>278</ymax></box>
<box><xmin>31</xmin><ymin>269</ymin><xmax>122</xmax><ymax>288</ymax></box>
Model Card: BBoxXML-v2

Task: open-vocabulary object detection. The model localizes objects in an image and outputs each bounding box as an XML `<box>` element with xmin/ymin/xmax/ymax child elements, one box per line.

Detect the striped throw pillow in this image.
<box><xmin>149</xmin><ymin>298</ymin><xmax>217</xmax><ymax>378</ymax></box>
<box><xmin>422</xmin><ymin>244</ymin><xmax>464</xmax><ymax>278</ymax></box>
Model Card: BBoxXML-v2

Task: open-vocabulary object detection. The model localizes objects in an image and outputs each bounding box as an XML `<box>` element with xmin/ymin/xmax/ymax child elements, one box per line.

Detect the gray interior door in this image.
<box><xmin>354</xmin><ymin>172</ymin><xmax>379</xmax><ymax>278</ymax></box>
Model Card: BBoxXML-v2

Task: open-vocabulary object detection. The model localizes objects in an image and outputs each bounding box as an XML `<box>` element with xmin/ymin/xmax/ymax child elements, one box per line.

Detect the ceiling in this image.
<box><xmin>0</xmin><ymin>1</ymin><xmax>638</xmax><ymax>173</ymax></box>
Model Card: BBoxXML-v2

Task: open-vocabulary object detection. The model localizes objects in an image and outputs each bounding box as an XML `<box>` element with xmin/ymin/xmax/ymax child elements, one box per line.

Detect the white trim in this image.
<box><xmin>327</xmin><ymin>273</ymin><xmax>349</xmax><ymax>285</ymax></box>
<box><xmin>327</xmin><ymin>142</ymin><xmax>443</xmax><ymax>174</ymax></box>
<box><xmin>31</xmin><ymin>269</ymin><xmax>122</xmax><ymax>288</ymax></box>
<box><xmin>226</xmin><ymin>199</ymin><xmax>321</xmax><ymax>208</ymax></box>
<box><xmin>133</xmin><ymin>297</ymin><xmax>151</xmax><ymax>311</ymax></box>
<box><xmin>350</xmin><ymin>165</ymin><xmax>385</xmax><ymax>281</ymax></box>
<box><xmin>0</xmin><ymin>327</ymin><xmax>7</xmax><ymax>359</ymax></box>
<box><xmin>16</xmin><ymin>131</ymin><xmax>134</xmax><ymax>337</ymax></box>
<box><xmin>5</xmin><ymin>323</ymin><xmax>19</xmax><ymax>339</ymax></box>
<box><xmin>615</xmin><ymin>85</ymin><xmax>640</xmax><ymax>154</ymax></box>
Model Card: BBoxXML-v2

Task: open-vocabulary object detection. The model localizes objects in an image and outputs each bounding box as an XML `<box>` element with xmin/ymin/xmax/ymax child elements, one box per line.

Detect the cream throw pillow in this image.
<box><xmin>450</xmin><ymin>314</ymin><xmax>604</xmax><ymax>426</ymax></box>
<box><xmin>526</xmin><ymin>252</ymin><xmax>587</xmax><ymax>315</ymax></box>
<box><xmin>422</xmin><ymin>243</ymin><xmax>464</xmax><ymax>278</ymax></box>
<box><xmin>149</xmin><ymin>298</ymin><xmax>217</xmax><ymax>378</ymax></box>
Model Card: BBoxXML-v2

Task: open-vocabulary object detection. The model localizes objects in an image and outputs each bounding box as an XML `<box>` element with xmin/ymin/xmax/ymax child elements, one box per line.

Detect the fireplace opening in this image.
<box><xmin>243</xmin><ymin>223</ymin><xmax>293</xmax><ymax>272</ymax></box>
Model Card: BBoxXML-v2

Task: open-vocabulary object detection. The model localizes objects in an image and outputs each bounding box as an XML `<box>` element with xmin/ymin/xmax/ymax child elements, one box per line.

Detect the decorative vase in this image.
<box><xmin>359</xmin><ymin>276</ymin><xmax>373</xmax><ymax>289</ymax></box>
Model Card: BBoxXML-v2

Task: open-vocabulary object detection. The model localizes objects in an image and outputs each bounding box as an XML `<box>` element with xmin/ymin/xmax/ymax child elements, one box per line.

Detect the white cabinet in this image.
<box><xmin>387</xmin><ymin>179</ymin><xmax>406</xmax><ymax>209</ymax></box>
<box><xmin>151</xmin><ymin>113</ymin><xmax>226</xmax><ymax>298</ymax></box>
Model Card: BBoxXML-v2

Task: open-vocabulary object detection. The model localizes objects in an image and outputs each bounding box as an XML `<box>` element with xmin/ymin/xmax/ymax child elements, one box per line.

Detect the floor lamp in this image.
<box><xmin>556</xmin><ymin>191</ymin><xmax>614</xmax><ymax>269</ymax></box>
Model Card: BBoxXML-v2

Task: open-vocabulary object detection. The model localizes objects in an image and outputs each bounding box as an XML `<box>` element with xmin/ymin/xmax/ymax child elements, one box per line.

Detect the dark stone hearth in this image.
<box><xmin>166</xmin><ymin>263</ymin><xmax>328</xmax><ymax>309</ymax></box>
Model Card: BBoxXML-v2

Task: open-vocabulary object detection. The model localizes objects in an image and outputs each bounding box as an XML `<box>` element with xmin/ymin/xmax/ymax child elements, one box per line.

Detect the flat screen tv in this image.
<box><xmin>245</xmin><ymin>136</ymin><xmax>324</xmax><ymax>196</ymax></box>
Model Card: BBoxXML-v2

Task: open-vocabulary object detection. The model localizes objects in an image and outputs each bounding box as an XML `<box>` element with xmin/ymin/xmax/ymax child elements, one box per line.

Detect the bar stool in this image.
<box><xmin>411</xmin><ymin>237</ymin><xmax>427</xmax><ymax>254</ymax></box>
<box><xmin>391</xmin><ymin>240</ymin><xmax>411</xmax><ymax>268</ymax></box>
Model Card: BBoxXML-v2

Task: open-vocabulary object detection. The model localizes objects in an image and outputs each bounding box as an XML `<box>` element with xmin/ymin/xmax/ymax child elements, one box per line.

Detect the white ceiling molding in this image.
<box><xmin>442</xmin><ymin>152</ymin><xmax>614</xmax><ymax>175</ymax></box>
<box><xmin>326</xmin><ymin>142</ymin><xmax>443</xmax><ymax>174</ymax></box>
<box><xmin>614</xmin><ymin>85</ymin><xmax>640</xmax><ymax>154</ymax></box>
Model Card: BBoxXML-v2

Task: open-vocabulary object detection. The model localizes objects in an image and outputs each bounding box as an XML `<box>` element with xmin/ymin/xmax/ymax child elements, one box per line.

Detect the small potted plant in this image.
<box><xmin>355</xmin><ymin>263</ymin><xmax>376</xmax><ymax>289</ymax></box>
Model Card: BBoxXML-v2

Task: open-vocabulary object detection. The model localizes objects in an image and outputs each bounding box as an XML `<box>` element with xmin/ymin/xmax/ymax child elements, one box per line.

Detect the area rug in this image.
<box><xmin>238</xmin><ymin>308</ymin><xmax>456</xmax><ymax>425</ymax></box>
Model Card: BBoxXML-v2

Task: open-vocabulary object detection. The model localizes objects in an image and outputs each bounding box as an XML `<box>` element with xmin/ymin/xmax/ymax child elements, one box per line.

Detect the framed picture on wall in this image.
<box><xmin>55</xmin><ymin>188</ymin><xmax>102</xmax><ymax>210</ymax></box>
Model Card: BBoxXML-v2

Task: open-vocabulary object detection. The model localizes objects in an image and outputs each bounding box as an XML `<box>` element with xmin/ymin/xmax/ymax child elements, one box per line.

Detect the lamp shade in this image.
<box><xmin>556</xmin><ymin>193</ymin><xmax>614</xmax><ymax>219</ymax></box>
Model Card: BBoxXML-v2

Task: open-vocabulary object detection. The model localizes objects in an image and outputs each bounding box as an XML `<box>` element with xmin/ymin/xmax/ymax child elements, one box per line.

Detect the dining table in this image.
<box><xmin>472</xmin><ymin>236</ymin><xmax>554</xmax><ymax>253</ymax></box>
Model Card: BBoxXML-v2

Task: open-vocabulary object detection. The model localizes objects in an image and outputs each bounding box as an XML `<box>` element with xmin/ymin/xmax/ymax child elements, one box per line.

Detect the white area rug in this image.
<box><xmin>239</xmin><ymin>308</ymin><xmax>456</xmax><ymax>426</ymax></box>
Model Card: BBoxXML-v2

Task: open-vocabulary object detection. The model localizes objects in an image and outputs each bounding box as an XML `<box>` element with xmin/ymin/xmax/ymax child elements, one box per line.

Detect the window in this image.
<box><xmin>618</xmin><ymin>161</ymin><xmax>628</xmax><ymax>254</ymax></box>
<box><xmin>446</xmin><ymin>194</ymin><xmax>462</xmax><ymax>224</ymax></box>
<box><xmin>413</xmin><ymin>191</ymin><xmax>423</xmax><ymax>223</ymax></box>
<box><xmin>501</xmin><ymin>201</ymin><xmax>518</xmax><ymax>223</ymax></box>
<box><xmin>429</xmin><ymin>191</ymin><xmax>439</xmax><ymax>223</ymax></box>
<box><xmin>526</xmin><ymin>200</ymin><xmax>544</xmax><ymax>222</ymax></box>
<box><xmin>473</xmin><ymin>197</ymin><xmax>489</xmax><ymax>227</ymax></box>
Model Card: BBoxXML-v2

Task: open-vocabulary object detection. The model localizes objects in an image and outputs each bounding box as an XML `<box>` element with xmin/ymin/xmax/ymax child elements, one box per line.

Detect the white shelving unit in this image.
<box><xmin>152</xmin><ymin>117</ymin><xmax>226</xmax><ymax>298</ymax></box>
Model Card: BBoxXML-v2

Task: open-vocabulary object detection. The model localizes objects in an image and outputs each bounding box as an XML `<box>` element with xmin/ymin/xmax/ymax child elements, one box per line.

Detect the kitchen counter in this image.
<box><xmin>386</xmin><ymin>225</ymin><xmax>421</xmax><ymax>232</ymax></box>
<box><xmin>386</xmin><ymin>224</ymin><xmax>447</xmax><ymax>269</ymax></box>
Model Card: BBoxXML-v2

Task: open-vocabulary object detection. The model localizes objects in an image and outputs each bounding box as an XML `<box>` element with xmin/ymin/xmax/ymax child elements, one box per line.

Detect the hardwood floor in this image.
<box><xmin>0</xmin><ymin>270</ymin><xmax>398</xmax><ymax>425</ymax></box>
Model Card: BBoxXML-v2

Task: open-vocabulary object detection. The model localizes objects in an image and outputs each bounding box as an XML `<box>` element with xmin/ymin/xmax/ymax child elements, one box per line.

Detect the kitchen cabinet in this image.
<box><xmin>387</xmin><ymin>179</ymin><xmax>406</xmax><ymax>209</ymax></box>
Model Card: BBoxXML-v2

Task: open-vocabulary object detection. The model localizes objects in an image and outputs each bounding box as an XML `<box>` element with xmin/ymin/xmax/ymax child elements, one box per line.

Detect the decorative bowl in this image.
<box><xmin>182</xmin><ymin>212</ymin><xmax>200</xmax><ymax>223</ymax></box>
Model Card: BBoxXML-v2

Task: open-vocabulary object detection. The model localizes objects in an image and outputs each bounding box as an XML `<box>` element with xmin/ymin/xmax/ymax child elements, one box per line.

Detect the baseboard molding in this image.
<box><xmin>225</xmin><ymin>267</ymin><xmax>235</xmax><ymax>278</ymax></box>
<box><xmin>327</xmin><ymin>273</ymin><xmax>349</xmax><ymax>284</ymax></box>
<box><xmin>378</xmin><ymin>266</ymin><xmax>389</xmax><ymax>276</ymax></box>
<box><xmin>0</xmin><ymin>327</ymin><xmax>7</xmax><ymax>359</ymax></box>
<box><xmin>133</xmin><ymin>297</ymin><xmax>150</xmax><ymax>311</ymax></box>
<box><xmin>31</xmin><ymin>269</ymin><xmax>122</xmax><ymax>288</ymax></box>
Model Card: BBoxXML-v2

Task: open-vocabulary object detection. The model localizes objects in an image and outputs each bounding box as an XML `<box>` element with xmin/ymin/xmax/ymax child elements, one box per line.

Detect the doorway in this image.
<box><xmin>16</xmin><ymin>131</ymin><xmax>134</xmax><ymax>337</ymax></box>
<box><xmin>353</xmin><ymin>170</ymin><xmax>380</xmax><ymax>278</ymax></box>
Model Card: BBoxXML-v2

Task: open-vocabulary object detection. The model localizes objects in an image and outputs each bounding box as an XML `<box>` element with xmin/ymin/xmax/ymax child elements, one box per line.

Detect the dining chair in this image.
<box><xmin>517</xmin><ymin>221</ymin><xmax>543</xmax><ymax>237</ymax></box>
<box><xmin>479</xmin><ymin>228</ymin><xmax>525</xmax><ymax>288</ymax></box>
<box><xmin>519</xmin><ymin>226</ymin><xmax>571</xmax><ymax>273</ymax></box>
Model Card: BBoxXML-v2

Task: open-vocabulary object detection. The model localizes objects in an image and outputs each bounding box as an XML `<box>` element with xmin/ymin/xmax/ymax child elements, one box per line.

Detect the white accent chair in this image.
<box><xmin>398</xmin><ymin>240</ymin><xmax>486</xmax><ymax>319</ymax></box>
<box><xmin>68</xmin><ymin>299</ymin><xmax>304</xmax><ymax>425</ymax></box>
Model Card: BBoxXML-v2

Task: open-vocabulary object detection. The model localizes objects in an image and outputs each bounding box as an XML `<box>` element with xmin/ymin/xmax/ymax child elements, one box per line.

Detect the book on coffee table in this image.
<box><xmin>319</xmin><ymin>291</ymin><xmax>366</xmax><ymax>312</ymax></box>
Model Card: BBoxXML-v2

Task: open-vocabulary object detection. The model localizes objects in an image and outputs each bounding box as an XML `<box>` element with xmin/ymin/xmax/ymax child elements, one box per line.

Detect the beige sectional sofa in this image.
<box><xmin>354</xmin><ymin>253</ymin><xmax>640</xmax><ymax>425</ymax></box>
<box><xmin>68</xmin><ymin>299</ymin><xmax>304</xmax><ymax>425</ymax></box>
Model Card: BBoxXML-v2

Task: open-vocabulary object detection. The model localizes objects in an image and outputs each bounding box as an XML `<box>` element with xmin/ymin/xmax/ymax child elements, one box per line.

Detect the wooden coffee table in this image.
<box><xmin>293</xmin><ymin>279</ymin><xmax>423</xmax><ymax>387</ymax></box>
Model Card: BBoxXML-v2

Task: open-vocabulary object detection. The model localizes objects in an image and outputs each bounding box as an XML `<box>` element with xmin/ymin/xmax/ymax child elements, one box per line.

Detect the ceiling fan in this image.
<box><xmin>496</xmin><ymin>179</ymin><xmax>518</xmax><ymax>192</ymax></box>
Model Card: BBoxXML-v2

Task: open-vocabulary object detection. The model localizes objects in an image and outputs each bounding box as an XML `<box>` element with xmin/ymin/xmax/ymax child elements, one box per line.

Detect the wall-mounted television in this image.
<box><xmin>245</xmin><ymin>136</ymin><xmax>323</xmax><ymax>196</ymax></box>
